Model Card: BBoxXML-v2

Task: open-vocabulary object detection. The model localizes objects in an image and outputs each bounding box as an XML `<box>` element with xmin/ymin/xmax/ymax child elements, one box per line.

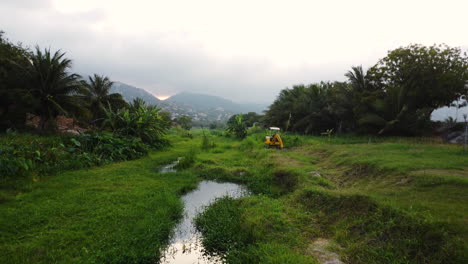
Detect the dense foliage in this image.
<box><xmin>265</xmin><ymin>44</ymin><xmax>468</xmax><ymax>136</ymax></box>
<box><xmin>173</xmin><ymin>115</ymin><xmax>192</xmax><ymax>130</ymax></box>
<box><xmin>226</xmin><ymin>113</ymin><xmax>248</xmax><ymax>139</ymax></box>
<box><xmin>0</xmin><ymin>31</ymin><xmax>172</xmax><ymax>180</ymax></box>
<box><xmin>80</xmin><ymin>74</ymin><xmax>128</xmax><ymax>126</ymax></box>
<box><xmin>0</xmin><ymin>32</ymin><xmax>166</xmax><ymax>138</ymax></box>
<box><xmin>102</xmin><ymin>99</ymin><xmax>171</xmax><ymax>147</ymax></box>
<box><xmin>0</xmin><ymin>32</ymin><xmax>33</xmax><ymax>129</ymax></box>
<box><xmin>0</xmin><ymin>132</ymin><xmax>149</xmax><ymax>179</ymax></box>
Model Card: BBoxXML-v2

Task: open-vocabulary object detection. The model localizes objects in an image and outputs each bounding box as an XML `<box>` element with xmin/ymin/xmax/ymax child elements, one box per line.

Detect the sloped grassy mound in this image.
<box><xmin>296</xmin><ymin>188</ymin><xmax>467</xmax><ymax>264</ymax></box>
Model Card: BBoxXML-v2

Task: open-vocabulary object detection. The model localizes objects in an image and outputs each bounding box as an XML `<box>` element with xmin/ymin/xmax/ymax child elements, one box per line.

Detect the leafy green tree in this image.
<box><xmin>228</xmin><ymin>112</ymin><xmax>263</xmax><ymax>128</ymax></box>
<box><xmin>81</xmin><ymin>74</ymin><xmax>127</xmax><ymax>125</ymax></box>
<box><xmin>367</xmin><ymin>44</ymin><xmax>468</xmax><ymax>135</ymax></box>
<box><xmin>264</xmin><ymin>84</ymin><xmax>307</xmax><ymax>131</ymax></box>
<box><xmin>175</xmin><ymin>115</ymin><xmax>192</xmax><ymax>130</ymax></box>
<box><xmin>345</xmin><ymin>66</ymin><xmax>387</xmax><ymax>134</ymax></box>
<box><xmin>226</xmin><ymin>113</ymin><xmax>247</xmax><ymax>139</ymax></box>
<box><xmin>0</xmin><ymin>31</ymin><xmax>33</xmax><ymax>130</ymax></box>
<box><xmin>102</xmin><ymin>100</ymin><xmax>170</xmax><ymax>146</ymax></box>
<box><xmin>265</xmin><ymin>82</ymin><xmax>351</xmax><ymax>134</ymax></box>
<box><xmin>129</xmin><ymin>98</ymin><xmax>147</xmax><ymax>112</ymax></box>
<box><xmin>22</xmin><ymin>47</ymin><xmax>83</xmax><ymax>131</ymax></box>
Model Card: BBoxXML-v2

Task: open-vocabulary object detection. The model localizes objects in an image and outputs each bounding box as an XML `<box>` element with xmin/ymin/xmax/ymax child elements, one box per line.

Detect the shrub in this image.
<box><xmin>281</xmin><ymin>134</ymin><xmax>303</xmax><ymax>148</ymax></box>
<box><xmin>226</xmin><ymin>114</ymin><xmax>247</xmax><ymax>139</ymax></box>
<box><xmin>174</xmin><ymin>149</ymin><xmax>197</xmax><ymax>170</ymax></box>
<box><xmin>102</xmin><ymin>101</ymin><xmax>171</xmax><ymax>147</ymax></box>
<box><xmin>0</xmin><ymin>133</ymin><xmax>151</xmax><ymax>179</ymax></box>
<box><xmin>201</xmin><ymin>132</ymin><xmax>216</xmax><ymax>151</ymax></box>
<box><xmin>71</xmin><ymin>133</ymin><xmax>149</xmax><ymax>162</ymax></box>
<box><xmin>238</xmin><ymin>137</ymin><xmax>256</xmax><ymax>152</ymax></box>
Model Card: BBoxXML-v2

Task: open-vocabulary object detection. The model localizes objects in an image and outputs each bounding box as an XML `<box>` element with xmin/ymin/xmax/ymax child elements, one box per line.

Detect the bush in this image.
<box><xmin>238</xmin><ymin>137</ymin><xmax>257</xmax><ymax>152</ymax></box>
<box><xmin>0</xmin><ymin>133</ymin><xmax>151</xmax><ymax>179</ymax></box>
<box><xmin>195</xmin><ymin>196</ymin><xmax>315</xmax><ymax>264</ymax></box>
<box><xmin>71</xmin><ymin>133</ymin><xmax>149</xmax><ymax>162</ymax></box>
<box><xmin>102</xmin><ymin>101</ymin><xmax>171</xmax><ymax>147</ymax></box>
<box><xmin>226</xmin><ymin>114</ymin><xmax>247</xmax><ymax>139</ymax></box>
<box><xmin>201</xmin><ymin>133</ymin><xmax>216</xmax><ymax>151</ymax></box>
<box><xmin>281</xmin><ymin>134</ymin><xmax>303</xmax><ymax>148</ymax></box>
<box><xmin>195</xmin><ymin>197</ymin><xmax>252</xmax><ymax>254</ymax></box>
<box><xmin>174</xmin><ymin>149</ymin><xmax>197</xmax><ymax>170</ymax></box>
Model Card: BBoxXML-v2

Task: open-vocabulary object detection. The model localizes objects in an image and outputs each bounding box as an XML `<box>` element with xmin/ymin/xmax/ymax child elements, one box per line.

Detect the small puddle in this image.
<box><xmin>159</xmin><ymin>180</ymin><xmax>249</xmax><ymax>264</ymax></box>
<box><xmin>159</xmin><ymin>158</ymin><xmax>181</xmax><ymax>173</ymax></box>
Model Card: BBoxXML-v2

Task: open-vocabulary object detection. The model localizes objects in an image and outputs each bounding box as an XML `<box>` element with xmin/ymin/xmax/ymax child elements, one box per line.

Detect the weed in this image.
<box><xmin>174</xmin><ymin>149</ymin><xmax>197</xmax><ymax>170</ymax></box>
<box><xmin>201</xmin><ymin>132</ymin><xmax>216</xmax><ymax>151</ymax></box>
<box><xmin>273</xmin><ymin>169</ymin><xmax>299</xmax><ymax>193</ymax></box>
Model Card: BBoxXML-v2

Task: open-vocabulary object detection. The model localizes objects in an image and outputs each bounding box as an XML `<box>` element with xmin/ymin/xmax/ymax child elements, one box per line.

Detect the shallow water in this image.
<box><xmin>159</xmin><ymin>159</ymin><xmax>180</xmax><ymax>173</ymax></box>
<box><xmin>159</xmin><ymin>180</ymin><xmax>248</xmax><ymax>264</ymax></box>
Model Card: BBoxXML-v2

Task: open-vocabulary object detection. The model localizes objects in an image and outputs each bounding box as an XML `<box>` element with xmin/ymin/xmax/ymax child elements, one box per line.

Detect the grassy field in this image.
<box><xmin>0</xmin><ymin>134</ymin><xmax>198</xmax><ymax>263</ymax></box>
<box><xmin>1</xmin><ymin>130</ymin><xmax>467</xmax><ymax>263</ymax></box>
<box><xmin>192</xmin><ymin>132</ymin><xmax>468</xmax><ymax>263</ymax></box>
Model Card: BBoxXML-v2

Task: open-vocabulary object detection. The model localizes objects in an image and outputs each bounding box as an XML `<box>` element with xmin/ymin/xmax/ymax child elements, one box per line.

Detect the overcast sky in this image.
<box><xmin>1</xmin><ymin>0</ymin><xmax>467</xmax><ymax>103</ymax></box>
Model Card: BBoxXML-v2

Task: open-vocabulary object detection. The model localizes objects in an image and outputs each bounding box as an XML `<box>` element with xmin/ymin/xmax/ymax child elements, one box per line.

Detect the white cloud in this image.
<box><xmin>1</xmin><ymin>0</ymin><xmax>467</xmax><ymax>102</ymax></box>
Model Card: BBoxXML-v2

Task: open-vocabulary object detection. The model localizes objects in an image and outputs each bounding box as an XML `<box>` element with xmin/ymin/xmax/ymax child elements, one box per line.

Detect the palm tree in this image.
<box><xmin>82</xmin><ymin>74</ymin><xmax>126</xmax><ymax>124</ymax></box>
<box><xmin>23</xmin><ymin>47</ymin><xmax>82</xmax><ymax>131</ymax></box>
<box><xmin>345</xmin><ymin>66</ymin><xmax>388</xmax><ymax>134</ymax></box>
<box><xmin>129</xmin><ymin>97</ymin><xmax>147</xmax><ymax>112</ymax></box>
<box><xmin>345</xmin><ymin>65</ymin><xmax>368</xmax><ymax>92</ymax></box>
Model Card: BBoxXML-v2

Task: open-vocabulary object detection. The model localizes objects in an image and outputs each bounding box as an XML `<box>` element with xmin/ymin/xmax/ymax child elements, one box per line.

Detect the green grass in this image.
<box><xmin>0</xmin><ymin>134</ymin><xmax>199</xmax><ymax>263</ymax></box>
<box><xmin>195</xmin><ymin>196</ymin><xmax>318</xmax><ymax>264</ymax></box>
<box><xmin>191</xmin><ymin>132</ymin><xmax>468</xmax><ymax>263</ymax></box>
<box><xmin>1</xmin><ymin>130</ymin><xmax>467</xmax><ymax>263</ymax></box>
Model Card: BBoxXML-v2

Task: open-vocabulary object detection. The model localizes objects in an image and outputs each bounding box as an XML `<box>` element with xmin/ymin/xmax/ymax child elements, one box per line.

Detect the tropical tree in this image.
<box><xmin>0</xmin><ymin>31</ymin><xmax>32</xmax><ymax>130</ymax></box>
<box><xmin>102</xmin><ymin>99</ymin><xmax>171</xmax><ymax>146</ymax></box>
<box><xmin>264</xmin><ymin>82</ymin><xmax>351</xmax><ymax>134</ymax></box>
<box><xmin>226</xmin><ymin>113</ymin><xmax>247</xmax><ymax>139</ymax></box>
<box><xmin>81</xmin><ymin>74</ymin><xmax>127</xmax><ymax>125</ymax></box>
<box><xmin>175</xmin><ymin>115</ymin><xmax>192</xmax><ymax>130</ymax></box>
<box><xmin>228</xmin><ymin>112</ymin><xmax>263</xmax><ymax>128</ymax></box>
<box><xmin>22</xmin><ymin>47</ymin><xmax>83</xmax><ymax>131</ymax></box>
<box><xmin>129</xmin><ymin>97</ymin><xmax>147</xmax><ymax>112</ymax></box>
<box><xmin>345</xmin><ymin>66</ymin><xmax>387</xmax><ymax>134</ymax></box>
<box><xmin>367</xmin><ymin>44</ymin><xmax>468</xmax><ymax>135</ymax></box>
<box><xmin>345</xmin><ymin>65</ymin><xmax>369</xmax><ymax>93</ymax></box>
<box><xmin>264</xmin><ymin>84</ymin><xmax>307</xmax><ymax>131</ymax></box>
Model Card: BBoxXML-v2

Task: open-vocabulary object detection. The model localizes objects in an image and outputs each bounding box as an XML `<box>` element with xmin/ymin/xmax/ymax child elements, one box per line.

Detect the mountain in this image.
<box><xmin>111</xmin><ymin>82</ymin><xmax>160</xmax><ymax>105</ymax></box>
<box><xmin>110</xmin><ymin>82</ymin><xmax>269</xmax><ymax>124</ymax></box>
<box><xmin>166</xmin><ymin>92</ymin><xmax>268</xmax><ymax>113</ymax></box>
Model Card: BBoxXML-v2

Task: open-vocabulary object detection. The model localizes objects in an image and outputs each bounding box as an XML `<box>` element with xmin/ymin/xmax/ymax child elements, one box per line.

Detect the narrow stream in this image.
<box><xmin>159</xmin><ymin>180</ymin><xmax>249</xmax><ymax>264</ymax></box>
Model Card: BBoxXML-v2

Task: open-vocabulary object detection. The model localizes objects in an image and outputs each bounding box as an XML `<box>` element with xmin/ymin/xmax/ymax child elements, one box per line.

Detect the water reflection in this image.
<box><xmin>159</xmin><ymin>181</ymin><xmax>248</xmax><ymax>264</ymax></box>
<box><xmin>159</xmin><ymin>159</ymin><xmax>181</xmax><ymax>173</ymax></box>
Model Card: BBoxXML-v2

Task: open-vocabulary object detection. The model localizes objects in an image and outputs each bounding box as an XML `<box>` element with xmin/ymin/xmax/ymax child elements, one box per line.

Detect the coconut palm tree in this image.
<box><xmin>345</xmin><ymin>65</ymin><xmax>368</xmax><ymax>93</ymax></box>
<box><xmin>23</xmin><ymin>47</ymin><xmax>83</xmax><ymax>131</ymax></box>
<box><xmin>81</xmin><ymin>74</ymin><xmax>126</xmax><ymax>124</ymax></box>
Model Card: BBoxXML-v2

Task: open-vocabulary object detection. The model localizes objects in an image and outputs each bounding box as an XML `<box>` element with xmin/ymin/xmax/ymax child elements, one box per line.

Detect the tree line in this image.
<box><xmin>0</xmin><ymin>31</ymin><xmax>171</xmax><ymax>138</ymax></box>
<box><xmin>264</xmin><ymin>44</ymin><xmax>468</xmax><ymax>136</ymax></box>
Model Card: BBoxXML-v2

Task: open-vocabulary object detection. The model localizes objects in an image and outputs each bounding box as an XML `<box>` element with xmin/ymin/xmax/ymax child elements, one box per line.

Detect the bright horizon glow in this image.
<box><xmin>156</xmin><ymin>95</ymin><xmax>170</xmax><ymax>101</ymax></box>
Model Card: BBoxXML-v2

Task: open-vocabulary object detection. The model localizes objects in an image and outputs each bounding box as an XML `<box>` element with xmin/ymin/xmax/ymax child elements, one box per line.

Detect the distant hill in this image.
<box><xmin>166</xmin><ymin>92</ymin><xmax>267</xmax><ymax>113</ymax></box>
<box><xmin>111</xmin><ymin>82</ymin><xmax>160</xmax><ymax>105</ymax></box>
<box><xmin>110</xmin><ymin>82</ymin><xmax>269</xmax><ymax>124</ymax></box>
